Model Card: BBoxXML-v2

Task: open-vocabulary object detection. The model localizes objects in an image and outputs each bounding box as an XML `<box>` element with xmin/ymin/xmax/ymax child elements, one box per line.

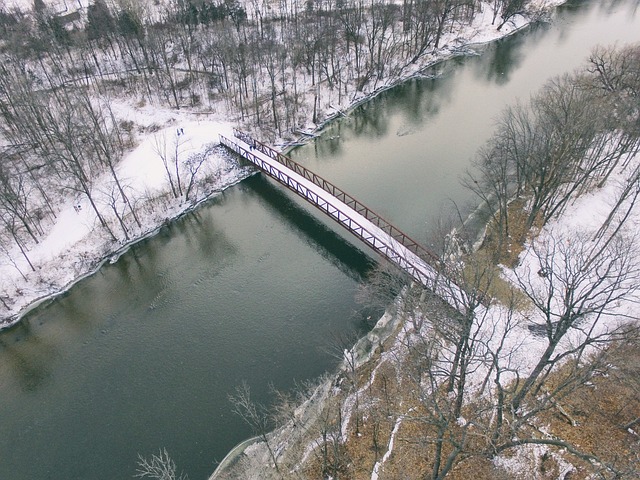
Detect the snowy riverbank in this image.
<box><xmin>0</xmin><ymin>1</ymin><xmax>563</xmax><ymax>330</ymax></box>
<box><xmin>0</xmin><ymin>119</ymin><xmax>255</xmax><ymax>329</ymax></box>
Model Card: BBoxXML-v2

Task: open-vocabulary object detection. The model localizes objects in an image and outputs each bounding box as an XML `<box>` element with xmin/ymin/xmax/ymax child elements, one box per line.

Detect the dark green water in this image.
<box><xmin>1</xmin><ymin>1</ymin><xmax>639</xmax><ymax>479</ymax></box>
<box><xmin>0</xmin><ymin>179</ymin><xmax>375</xmax><ymax>479</ymax></box>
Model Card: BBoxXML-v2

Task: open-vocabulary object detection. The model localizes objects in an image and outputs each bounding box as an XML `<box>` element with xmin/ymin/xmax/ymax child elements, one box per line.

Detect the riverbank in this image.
<box><xmin>0</xmin><ymin>0</ymin><xmax>562</xmax><ymax>331</ymax></box>
<box><xmin>0</xmin><ymin>120</ymin><xmax>256</xmax><ymax>330</ymax></box>
<box><xmin>278</xmin><ymin>1</ymin><xmax>560</xmax><ymax>148</ymax></box>
<box><xmin>209</xmin><ymin>301</ymin><xmax>406</xmax><ymax>480</ymax></box>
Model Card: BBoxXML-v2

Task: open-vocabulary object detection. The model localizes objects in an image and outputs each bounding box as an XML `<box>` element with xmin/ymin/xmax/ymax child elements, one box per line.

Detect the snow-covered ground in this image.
<box><xmin>0</xmin><ymin>0</ymin><xmax>563</xmax><ymax>329</ymax></box>
<box><xmin>0</xmin><ymin>113</ymin><xmax>254</xmax><ymax>328</ymax></box>
<box><xmin>285</xmin><ymin>150</ymin><xmax>640</xmax><ymax>478</ymax></box>
<box><xmin>3</xmin><ymin>0</ymin><xmax>87</xmax><ymax>12</ymax></box>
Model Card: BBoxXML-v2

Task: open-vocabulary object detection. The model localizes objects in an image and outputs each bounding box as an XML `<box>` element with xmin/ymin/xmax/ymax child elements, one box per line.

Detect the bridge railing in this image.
<box><xmin>220</xmin><ymin>134</ymin><xmax>440</xmax><ymax>290</ymax></box>
<box><xmin>232</xmin><ymin>128</ymin><xmax>441</xmax><ymax>266</ymax></box>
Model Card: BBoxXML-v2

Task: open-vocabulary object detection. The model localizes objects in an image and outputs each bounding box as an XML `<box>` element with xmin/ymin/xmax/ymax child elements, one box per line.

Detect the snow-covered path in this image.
<box><xmin>0</xmin><ymin>120</ymin><xmax>251</xmax><ymax>329</ymax></box>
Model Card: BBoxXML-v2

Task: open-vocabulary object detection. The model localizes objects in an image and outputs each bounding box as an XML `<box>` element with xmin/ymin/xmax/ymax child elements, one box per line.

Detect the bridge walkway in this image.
<box><xmin>220</xmin><ymin>129</ymin><xmax>470</xmax><ymax>314</ymax></box>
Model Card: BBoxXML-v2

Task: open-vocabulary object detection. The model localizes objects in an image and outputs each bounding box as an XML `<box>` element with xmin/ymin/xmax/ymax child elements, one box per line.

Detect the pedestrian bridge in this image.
<box><xmin>220</xmin><ymin>129</ymin><xmax>470</xmax><ymax>314</ymax></box>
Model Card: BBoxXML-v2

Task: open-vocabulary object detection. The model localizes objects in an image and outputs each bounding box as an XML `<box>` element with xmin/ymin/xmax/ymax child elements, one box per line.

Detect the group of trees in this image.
<box><xmin>215</xmin><ymin>44</ymin><xmax>640</xmax><ymax>479</ymax></box>
<box><xmin>0</xmin><ymin>0</ymin><xmax>531</xmax><ymax>129</ymax></box>
<box><xmin>0</xmin><ymin>59</ymin><xmax>140</xmax><ymax>274</ymax></box>
<box><xmin>344</xmin><ymin>43</ymin><xmax>640</xmax><ymax>479</ymax></box>
<box><xmin>0</xmin><ymin>0</ymin><xmax>535</xmax><ymax>309</ymax></box>
<box><xmin>466</xmin><ymin>44</ymin><xmax>640</xmax><ymax>256</ymax></box>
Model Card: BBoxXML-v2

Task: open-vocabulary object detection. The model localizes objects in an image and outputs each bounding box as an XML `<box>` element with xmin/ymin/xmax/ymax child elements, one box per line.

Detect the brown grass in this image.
<box><xmin>533</xmin><ymin>341</ymin><xmax>640</xmax><ymax>479</ymax></box>
<box><xmin>461</xmin><ymin>197</ymin><xmax>543</xmax><ymax>309</ymax></box>
<box><xmin>326</xmin><ymin>340</ymin><xmax>639</xmax><ymax>478</ymax></box>
<box><xmin>478</xmin><ymin>197</ymin><xmax>543</xmax><ymax>269</ymax></box>
<box><xmin>297</xmin><ymin>333</ymin><xmax>639</xmax><ymax>479</ymax></box>
<box><xmin>297</xmin><ymin>197</ymin><xmax>639</xmax><ymax>479</ymax></box>
<box><xmin>460</xmin><ymin>248</ymin><xmax>531</xmax><ymax>309</ymax></box>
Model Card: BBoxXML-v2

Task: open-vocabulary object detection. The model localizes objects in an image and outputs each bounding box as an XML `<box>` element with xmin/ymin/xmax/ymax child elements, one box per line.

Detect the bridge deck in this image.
<box><xmin>220</xmin><ymin>130</ymin><xmax>469</xmax><ymax>314</ymax></box>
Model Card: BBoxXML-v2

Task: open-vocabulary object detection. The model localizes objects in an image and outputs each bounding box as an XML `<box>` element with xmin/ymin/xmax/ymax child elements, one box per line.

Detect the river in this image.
<box><xmin>1</xmin><ymin>1</ymin><xmax>639</xmax><ymax>479</ymax></box>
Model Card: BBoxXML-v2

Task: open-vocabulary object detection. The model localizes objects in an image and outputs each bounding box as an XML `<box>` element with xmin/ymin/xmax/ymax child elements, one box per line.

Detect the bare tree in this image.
<box><xmin>152</xmin><ymin>132</ymin><xmax>187</xmax><ymax>199</ymax></box>
<box><xmin>511</xmin><ymin>230</ymin><xmax>640</xmax><ymax>412</ymax></box>
<box><xmin>584</xmin><ymin>44</ymin><xmax>640</xmax><ymax>239</ymax></box>
<box><xmin>99</xmin><ymin>181</ymin><xmax>132</xmax><ymax>240</ymax></box>
<box><xmin>465</xmin><ymin>64</ymin><xmax>636</xmax><ymax>249</ymax></box>
<box><xmin>496</xmin><ymin>0</ymin><xmax>529</xmax><ymax>31</ymax></box>
<box><xmin>399</xmin><ymin>310</ymin><xmax>478</xmax><ymax>480</ymax></box>
<box><xmin>75</xmin><ymin>91</ymin><xmax>142</xmax><ymax>228</ymax></box>
<box><xmin>311</xmin><ymin>394</ymin><xmax>349</xmax><ymax>479</ymax></box>
<box><xmin>402</xmin><ymin>0</ymin><xmax>438</xmax><ymax>64</ymax></box>
<box><xmin>0</xmin><ymin>208</ymin><xmax>36</xmax><ymax>272</ymax></box>
<box><xmin>368</xmin><ymin>0</ymin><xmax>402</xmax><ymax>82</ymax></box>
<box><xmin>229</xmin><ymin>380</ymin><xmax>281</xmax><ymax>474</ymax></box>
<box><xmin>0</xmin><ymin>154</ymin><xmax>43</xmax><ymax>243</ymax></box>
<box><xmin>0</xmin><ymin>231</ymin><xmax>30</xmax><ymax>280</ymax></box>
<box><xmin>136</xmin><ymin>448</ymin><xmax>188</xmax><ymax>480</ymax></box>
<box><xmin>183</xmin><ymin>150</ymin><xmax>209</xmax><ymax>203</ymax></box>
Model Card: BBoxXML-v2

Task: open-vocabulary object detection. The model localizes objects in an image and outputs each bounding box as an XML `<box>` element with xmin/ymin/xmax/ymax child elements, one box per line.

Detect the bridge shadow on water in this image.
<box><xmin>243</xmin><ymin>174</ymin><xmax>377</xmax><ymax>287</ymax></box>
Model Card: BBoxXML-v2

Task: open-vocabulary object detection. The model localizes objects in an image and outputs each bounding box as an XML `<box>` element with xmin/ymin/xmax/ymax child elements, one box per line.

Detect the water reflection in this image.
<box><xmin>0</xmin><ymin>321</ymin><xmax>56</xmax><ymax>392</ymax></box>
<box><xmin>351</xmin><ymin>99</ymin><xmax>393</xmax><ymax>138</ymax></box>
<box><xmin>401</xmin><ymin>74</ymin><xmax>447</xmax><ymax>126</ymax></box>
<box><xmin>1</xmin><ymin>166</ymin><xmax>372</xmax><ymax>480</ymax></box>
<box><xmin>245</xmin><ymin>175</ymin><xmax>375</xmax><ymax>282</ymax></box>
<box><xmin>559</xmin><ymin>0</ymin><xmax>596</xmax><ymax>14</ymax></box>
<box><xmin>478</xmin><ymin>29</ymin><xmax>531</xmax><ymax>84</ymax></box>
<box><xmin>311</xmin><ymin>71</ymin><xmax>455</xmax><ymax>159</ymax></box>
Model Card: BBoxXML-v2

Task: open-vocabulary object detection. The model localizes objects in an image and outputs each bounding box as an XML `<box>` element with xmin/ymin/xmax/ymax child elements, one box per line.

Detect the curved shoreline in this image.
<box><xmin>0</xmin><ymin>170</ymin><xmax>255</xmax><ymax>332</ymax></box>
<box><xmin>209</xmin><ymin>304</ymin><xmax>405</xmax><ymax>480</ymax></box>
<box><xmin>207</xmin><ymin>9</ymin><xmax>564</xmax><ymax>478</ymax></box>
<box><xmin>283</xmin><ymin>24</ymin><xmax>536</xmax><ymax>151</ymax></box>
<box><xmin>209</xmin><ymin>436</ymin><xmax>262</xmax><ymax>480</ymax></box>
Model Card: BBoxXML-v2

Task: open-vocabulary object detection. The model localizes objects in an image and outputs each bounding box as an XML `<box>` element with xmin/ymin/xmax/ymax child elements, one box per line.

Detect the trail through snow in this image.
<box><xmin>0</xmin><ymin>118</ymin><xmax>248</xmax><ymax>328</ymax></box>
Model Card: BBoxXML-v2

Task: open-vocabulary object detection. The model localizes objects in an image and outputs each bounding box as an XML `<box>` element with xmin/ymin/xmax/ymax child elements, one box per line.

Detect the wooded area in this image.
<box><xmin>0</xmin><ymin>0</ymin><xmax>533</xmax><ymax>310</ymax></box>
<box><xmin>216</xmin><ymin>44</ymin><xmax>640</xmax><ymax>479</ymax></box>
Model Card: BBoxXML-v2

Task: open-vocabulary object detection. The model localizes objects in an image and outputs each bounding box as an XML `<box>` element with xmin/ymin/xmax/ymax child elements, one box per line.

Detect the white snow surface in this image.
<box><xmin>0</xmin><ymin>115</ymin><xmax>249</xmax><ymax>328</ymax></box>
<box><xmin>371</xmin><ymin>413</ymin><xmax>405</xmax><ymax>480</ymax></box>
